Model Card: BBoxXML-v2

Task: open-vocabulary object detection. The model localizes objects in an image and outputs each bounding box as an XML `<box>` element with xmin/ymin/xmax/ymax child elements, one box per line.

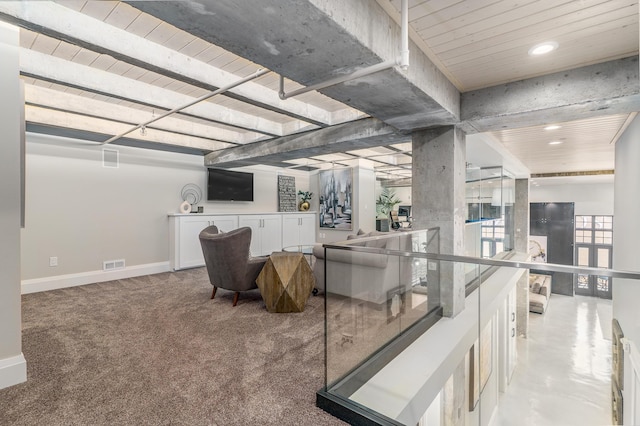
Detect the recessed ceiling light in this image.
<box><xmin>548</xmin><ymin>140</ymin><xmax>563</xmax><ymax>145</ymax></box>
<box><xmin>528</xmin><ymin>41</ymin><xmax>558</xmax><ymax>56</ymax></box>
<box><xmin>544</xmin><ymin>125</ymin><xmax>561</xmax><ymax>131</ymax></box>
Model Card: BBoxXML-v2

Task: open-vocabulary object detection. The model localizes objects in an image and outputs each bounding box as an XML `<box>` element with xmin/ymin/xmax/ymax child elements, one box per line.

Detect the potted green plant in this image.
<box><xmin>376</xmin><ymin>187</ymin><xmax>402</xmax><ymax>218</ymax></box>
<box><xmin>298</xmin><ymin>190</ymin><xmax>313</xmax><ymax>211</ymax></box>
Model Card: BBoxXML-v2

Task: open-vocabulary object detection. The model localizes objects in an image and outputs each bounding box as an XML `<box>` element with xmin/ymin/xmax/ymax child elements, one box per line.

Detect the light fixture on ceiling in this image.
<box><xmin>544</xmin><ymin>125</ymin><xmax>561</xmax><ymax>131</ymax></box>
<box><xmin>140</xmin><ymin>125</ymin><xmax>147</xmax><ymax>136</ymax></box>
<box><xmin>548</xmin><ymin>140</ymin><xmax>563</xmax><ymax>145</ymax></box>
<box><xmin>528</xmin><ymin>41</ymin><xmax>558</xmax><ymax>56</ymax></box>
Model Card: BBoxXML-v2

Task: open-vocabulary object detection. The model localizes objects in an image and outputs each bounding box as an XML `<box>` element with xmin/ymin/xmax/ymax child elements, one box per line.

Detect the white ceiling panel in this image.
<box><xmin>54</xmin><ymin>1</ymin><xmax>85</xmax><ymax>12</ymax></box>
<box><xmin>179</xmin><ymin>38</ymin><xmax>211</xmax><ymax>58</ymax></box>
<box><xmin>347</xmin><ymin>147</ymin><xmax>396</xmax><ymax>157</ymax></box>
<box><xmin>389</xmin><ymin>142</ymin><xmax>412</xmax><ymax>152</ymax></box>
<box><xmin>30</xmin><ymin>34</ymin><xmax>60</xmax><ymax>55</ymax></box>
<box><xmin>103</xmin><ymin>1</ymin><xmax>139</xmax><ymax>29</ymax></box>
<box><xmin>207</xmin><ymin>51</ymin><xmax>239</xmax><ymax>69</ymax></box>
<box><xmin>19</xmin><ymin>28</ymin><xmax>37</xmax><ymax>49</ymax></box>
<box><xmin>106</xmin><ymin>60</ymin><xmax>134</xmax><ymax>76</ymax></box>
<box><xmin>489</xmin><ymin>114</ymin><xmax>631</xmax><ymax>174</ymax></box>
<box><xmin>311</xmin><ymin>153</ymin><xmax>357</xmax><ymax>162</ymax></box>
<box><xmin>71</xmin><ymin>48</ymin><xmax>100</xmax><ymax>66</ymax></box>
<box><xmin>193</xmin><ymin>44</ymin><xmax>228</xmax><ymax>64</ymax></box>
<box><xmin>77</xmin><ymin>0</ymin><xmax>118</xmax><ymax>21</ymax></box>
<box><xmin>145</xmin><ymin>22</ymin><xmax>180</xmax><ymax>45</ymax></box>
<box><xmin>125</xmin><ymin>12</ymin><xmax>161</xmax><ymax>37</ymax></box>
<box><xmin>163</xmin><ymin>31</ymin><xmax>196</xmax><ymax>52</ymax></box>
<box><xmin>121</xmin><ymin>66</ymin><xmax>147</xmax><ymax>81</ymax></box>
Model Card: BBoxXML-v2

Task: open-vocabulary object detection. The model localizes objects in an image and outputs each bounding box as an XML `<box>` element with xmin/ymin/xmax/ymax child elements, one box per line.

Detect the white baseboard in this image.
<box><xmin>21</xmin><ymin>262</ymin><xmax>171</xmax><ymax>294</ymax></box>
<box><xmin>0</xmin><ymin>353</ymin><xmax>27</xmax><ymax>390</ymax></box>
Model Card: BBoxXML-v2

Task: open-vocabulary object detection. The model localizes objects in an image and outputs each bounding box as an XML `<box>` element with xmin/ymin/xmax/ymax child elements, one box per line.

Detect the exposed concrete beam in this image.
<box><xmin>20</xmin><ymin>49</ymin><xmax>295</xmax><ymax>137</ymax></box>
<box><xmin>26</xmin><ymin>105</ymin><xmax>230</xmax><ymax>152</ymax></box>
<box><xmin>26</xmin><ymin>124</ymin><xmax>210</xmax><ymax>156</ymax></box>
<box><xmin>461</xmin><ymin>57</ymin><xmax>640</xmax><ymax>133</ymax></box>
<box><xmin>204</xmin><ymin>118</ymin><xmax>410</xmax><ymax>168</ymax></box>
<box><xmin>24</xmin><ymin>85</ymin><xmax>251</xmax><ymax>145</ymax></box>
<box><xmin>0</xmin><ymin>1</ymin><xmax>364</xmax><ymax>127</ymax></box>
<box><xmin>127</xmin><ymin>0</ymin><xmax>460</xmax><ymax>131</ymax></box>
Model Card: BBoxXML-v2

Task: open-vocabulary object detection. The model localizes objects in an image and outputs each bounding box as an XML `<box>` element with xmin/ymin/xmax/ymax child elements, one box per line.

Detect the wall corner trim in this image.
<box><xmin>0</xmin><ymin>353</ymin><xmax>27</xmax><ymax>390</ymax></box>
<box><xmin>21</xmin><ymin>262</ymin><xmax>171</xmax><ymax>294</ymax></box>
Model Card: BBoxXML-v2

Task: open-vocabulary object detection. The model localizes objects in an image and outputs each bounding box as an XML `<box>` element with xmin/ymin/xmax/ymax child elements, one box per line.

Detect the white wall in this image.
<box><xmin>21</xmin><ymin>133</ymin><xmax>311</xmax><ymax>283</ymax></box>
<box><xmin>612</xmin><ymin>115</ymin><xmax>640</xmax><ymax>426</ymax></box>
<box><xmin>0</xmin><ymin>22</ymin><xmax>26</xmax><ymax>389</ymax></box>
<box><xmin>530</xmin><ymin>181</ymin><xmax>613</xmax><ymax>215</ymax></box>
<box><xmin>613</xmin><ymin>115</ymin><xmax>640</xmax><ymax>345</ymax></box>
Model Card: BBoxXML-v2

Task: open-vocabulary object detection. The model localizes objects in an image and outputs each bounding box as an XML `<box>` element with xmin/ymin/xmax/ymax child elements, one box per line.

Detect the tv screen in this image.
<box><xmin>207</xmin><ymin>168</ymin><xmax>254</xmax><ymax>201</ymax></box>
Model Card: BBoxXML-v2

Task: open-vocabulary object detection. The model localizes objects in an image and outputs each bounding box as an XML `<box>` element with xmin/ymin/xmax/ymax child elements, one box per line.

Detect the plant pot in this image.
<box><xmin>299</xmin><ymin>201</ymin><xmax>310</xmax><ymax>211</ymax></box>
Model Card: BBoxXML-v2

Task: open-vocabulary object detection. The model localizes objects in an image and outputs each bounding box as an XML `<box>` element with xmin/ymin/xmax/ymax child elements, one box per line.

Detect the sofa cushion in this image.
<box><xmin>531</xmin><ymin>282</ymin><xmax>542</xmax><ymax>294</ymax></box>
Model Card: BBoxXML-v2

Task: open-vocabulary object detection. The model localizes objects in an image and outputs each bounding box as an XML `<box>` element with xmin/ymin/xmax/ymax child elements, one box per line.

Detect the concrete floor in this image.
<box><xmin>493</xmin><ymin>294</ymin><xmax>613</xmax><ymax>426</ymax></box>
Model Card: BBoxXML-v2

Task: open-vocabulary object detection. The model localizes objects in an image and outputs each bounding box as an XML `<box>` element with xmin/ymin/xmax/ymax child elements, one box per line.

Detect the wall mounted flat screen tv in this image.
<box><xmin>207</xmin><ymin>168</ymin><xmax>254</xmax><ymax>201</ymax></box>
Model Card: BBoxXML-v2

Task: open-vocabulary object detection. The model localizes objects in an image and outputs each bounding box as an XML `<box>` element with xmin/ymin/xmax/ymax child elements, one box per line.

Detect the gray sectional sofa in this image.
<box><xmin>312</xmin><ymin>230</ymin><xmax>412</xmax><ymax>304</ymax></box>
<box><xmin>529</xmin><ymin>273</ymin><xmax>552</xmax><ymax>314</ymax></box>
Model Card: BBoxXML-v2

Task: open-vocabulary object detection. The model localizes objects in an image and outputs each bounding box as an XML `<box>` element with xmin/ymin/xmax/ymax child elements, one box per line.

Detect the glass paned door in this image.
<box><xmin>574</xmin><ymin>215</ymin><xmax>613</xmax><ymax>299</ymax></box>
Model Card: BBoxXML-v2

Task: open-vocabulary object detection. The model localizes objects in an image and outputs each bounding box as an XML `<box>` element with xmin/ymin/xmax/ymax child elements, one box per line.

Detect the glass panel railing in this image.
<box><xmin>324</xmin><ymin>228</ymin><xmax>441</xmax><ymax>396</ymax></box>
<box><xmin>317</xmin><ymin>238</ymin><xmax>640</xmax><ymax>426</ymax></box>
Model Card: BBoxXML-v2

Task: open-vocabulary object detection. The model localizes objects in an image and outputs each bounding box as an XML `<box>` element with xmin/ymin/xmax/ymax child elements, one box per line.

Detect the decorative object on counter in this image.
<box><xmin>180</xmin><ymin>183</ymin><xmax>202</xmax><ymax>213</ymax></box>
<box><xmin>278</xmin><ymin>175</ymin><xmax>297</xmax><ymax>212</ymax></box>
<box><xmin>297</xmin><ymin>190</ymin><xmax>313</xmax><ymax>211</ymax></box>
<box><xmin>318</xmin><ymin>168</ymin><xmax>352</xmax><ymax>230</ymax></box>
<box><xmin>179</xmin><ymin>200</ymin><xmax>191</xmax><ymax>214</ymax></box>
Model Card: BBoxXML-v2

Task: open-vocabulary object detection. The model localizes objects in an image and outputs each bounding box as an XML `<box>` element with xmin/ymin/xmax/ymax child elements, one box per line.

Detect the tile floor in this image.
<box><xmin>493</xmin><ymin>294</ymin><xmax>613</xmax><ymax>426</ymax></box>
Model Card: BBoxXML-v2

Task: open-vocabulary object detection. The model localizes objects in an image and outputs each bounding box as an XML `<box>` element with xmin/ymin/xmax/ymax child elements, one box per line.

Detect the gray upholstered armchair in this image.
<box><xmin>199</xmin><ymin>226</ymin><xmax>268</xmax><ymax>306</ymax></box>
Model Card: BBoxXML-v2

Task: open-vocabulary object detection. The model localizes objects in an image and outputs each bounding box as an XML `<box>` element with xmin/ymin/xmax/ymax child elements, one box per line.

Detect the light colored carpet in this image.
<box><xmin>0</xmin><ymin>268</ymin><xmax>346</xmax><ymax>425</ymax></box>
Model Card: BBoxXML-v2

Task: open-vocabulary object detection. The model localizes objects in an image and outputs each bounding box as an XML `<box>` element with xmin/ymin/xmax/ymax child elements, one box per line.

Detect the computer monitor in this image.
<box><xmin>398</xmin><ymin>205</ymin><xmax>411</xmax><ymax>219</ymax></box>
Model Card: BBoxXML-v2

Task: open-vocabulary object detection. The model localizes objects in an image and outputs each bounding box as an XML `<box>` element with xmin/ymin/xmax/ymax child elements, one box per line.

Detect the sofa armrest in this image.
<box><xmin>312</xmin><ymin>243</ymin><xmax>325</xmax><ymax>259</ymax></box>
<box><xmin>539</xmin><ymin>285</ymin><xmax>548</xmax><ymax>298</ymax></box>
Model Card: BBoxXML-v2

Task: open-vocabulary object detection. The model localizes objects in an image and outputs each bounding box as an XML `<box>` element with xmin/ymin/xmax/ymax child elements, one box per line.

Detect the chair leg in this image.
<box><xmin>211</xmin><ymin>287</ymin><xmax>217</xmax><ymax>300</ymax></box>
<box><xmin>232</xmin><ymin>292</ymin><xmax>240</xmax><ymax>307</ymax></box>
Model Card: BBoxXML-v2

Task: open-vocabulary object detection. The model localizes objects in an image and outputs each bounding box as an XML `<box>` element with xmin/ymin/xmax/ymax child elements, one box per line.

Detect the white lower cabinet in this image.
<box><xmin>281</xmin><ymin>213</ymin><xmax>316</xmax><ymax>248</ymax></box>
<box><xmin>238</xmin><ymin>214</ymin><xmax>283</xmax><ymax>256</ymax></box>
<box><xmin>169</xmin><ymin>214</ymin><xmax>238</xmax><ymax>270</ymax></box>
<box><xmin>507</xmin><ymin>286</ymin><xmax>517</xmax><ymax>380</ymax></box>
<box><xmin>170</xmin><ymin>212</ymin><xmax>315</xmax><ymax>270</ymax></box>
<box><xmin>499</xmin><ymin>285</ymin><xmax>518</xmax><ymax>392</ymax></box>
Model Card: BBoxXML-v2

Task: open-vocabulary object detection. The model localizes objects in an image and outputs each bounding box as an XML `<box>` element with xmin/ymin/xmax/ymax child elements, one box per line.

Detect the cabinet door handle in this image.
<box><xmin>511</xmin><ymin>312</ymin><xmax>515</xmax><ymax>322</ymax></box>
<box><xmin>511</xmin><ymin>328</ymin><xmax>515</xmax><ymax>338</ymax></box>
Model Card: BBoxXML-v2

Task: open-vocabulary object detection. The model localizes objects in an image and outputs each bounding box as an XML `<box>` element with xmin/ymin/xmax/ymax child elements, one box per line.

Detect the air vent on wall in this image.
<box><xmin>103</xmin><ymin>259</ymin><xmax>125</xmax><ymax>271</ymax></box>
<box><xmin>102</xmin><ymin>148</ymin><xmax>119</xmax><ymax>168</ymax></box>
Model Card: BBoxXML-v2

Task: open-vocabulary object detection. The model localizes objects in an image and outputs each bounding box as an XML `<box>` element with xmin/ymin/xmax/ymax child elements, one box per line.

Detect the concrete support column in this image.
<box><xmin>514</xmin><ymin>178</ymin><xmax>530</xmax><ymax>337</ymax></box>
<box><xmin>0</xmin><ymin>21</ymin><xmax>26</xmax><ymax>389</ymax></box>
<box><xmin>412</xmin><ymin>126</ymin><xmax>466</xmax><ymax>317</ymax></box>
